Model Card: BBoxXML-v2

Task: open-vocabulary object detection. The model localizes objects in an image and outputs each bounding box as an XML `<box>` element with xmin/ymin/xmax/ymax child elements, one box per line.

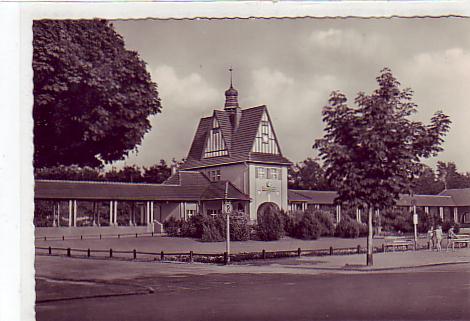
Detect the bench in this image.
<box><xmin>384</xmin><ymin>236</ymin><xmax>415</xmax><ymax>252</ymax></box>
<box><xmin>452</xmin><ymin>234</ymin><xmax>470</xmax><ymax>248</ymax></box>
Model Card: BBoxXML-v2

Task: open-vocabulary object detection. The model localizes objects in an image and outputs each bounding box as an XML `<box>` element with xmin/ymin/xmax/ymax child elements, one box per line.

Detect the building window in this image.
<box><xmin>186</xmin><ymin>209</ymin><xmax>196</xmax><ymax>218</ymax></box>
<box><xmin>209</xmin><ymin>170</ymin><xmax>221</xmax><ymax>181</ymax></box>
<box><xmin>204</xmin><ymin>118</ymin><xmax>228</xmax><ymax>158</ymax></box>
<box><xmin>267</xmin><ymin>168</ymin><xmax>280</xmax><ymax>180</ymax></box>
<box><xmin>252</xmin><ymin>112</ymin><xmax>280</xmax><ymax>155</ymax></box>
<box><xmin>207</xmin><ymin>209</ymin><xmax>221</xmax><ymax>217</ymax></box>
<box><xmin>255</xmin><ymin>167</ymin><xmax>266</xmax><ymax>179</ymax></box>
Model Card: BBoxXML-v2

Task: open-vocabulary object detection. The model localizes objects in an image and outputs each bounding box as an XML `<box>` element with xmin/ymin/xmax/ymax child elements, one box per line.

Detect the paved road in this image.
<box><xmin>36</xmin><ymin>264</ymin><xmax>470</xmax><ymax>321</ymax></box>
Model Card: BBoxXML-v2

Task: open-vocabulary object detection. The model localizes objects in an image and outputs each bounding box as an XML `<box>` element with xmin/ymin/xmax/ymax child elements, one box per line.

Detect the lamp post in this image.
<box><xmin>411</xmin><ymin>195</ymin><xmax>418</xmax><ymax>250</ymax></box>
<box><xmin>223</xmin><ymin>182</ymin><xmax>232</xmax><ymax>264</ymax></box>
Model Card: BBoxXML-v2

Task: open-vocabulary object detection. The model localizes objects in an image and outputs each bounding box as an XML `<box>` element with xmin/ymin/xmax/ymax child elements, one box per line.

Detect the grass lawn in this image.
<box><xmin>35</xmin><ymin>235</ymin><xmax>432</xmax><ymax>255</ymax></box>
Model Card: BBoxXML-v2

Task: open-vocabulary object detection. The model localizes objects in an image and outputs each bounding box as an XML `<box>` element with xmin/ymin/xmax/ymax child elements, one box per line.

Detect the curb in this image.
<box><xmin>290</xmin><ymin>260</ymin><xmax>470</xmax><ymax>272</ymax></box>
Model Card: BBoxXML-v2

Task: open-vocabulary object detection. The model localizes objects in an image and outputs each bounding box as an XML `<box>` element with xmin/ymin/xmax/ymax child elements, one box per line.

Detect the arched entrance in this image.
<box><xmin>257</xmin><ymin>202</ymin><xmax>280</xmax><ymax>218</ymax></box>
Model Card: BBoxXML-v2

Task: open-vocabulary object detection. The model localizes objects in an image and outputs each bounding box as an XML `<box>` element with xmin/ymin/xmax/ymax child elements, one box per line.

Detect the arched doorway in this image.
<box><xmin>257</xmin><ymin>202</ymin><xmax>280</xmax><ymax>218</ymax></box>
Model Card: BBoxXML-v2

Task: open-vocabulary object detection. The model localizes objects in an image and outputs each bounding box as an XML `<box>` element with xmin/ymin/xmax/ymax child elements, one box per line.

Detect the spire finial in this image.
<box><xmin>229</xmin><ymin>66</ymin><xmax>233</xmax><ymax>87</ymax></box>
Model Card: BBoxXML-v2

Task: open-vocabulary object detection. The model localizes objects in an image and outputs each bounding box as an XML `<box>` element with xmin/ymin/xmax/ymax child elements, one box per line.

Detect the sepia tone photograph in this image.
<box><xmin>25</xmin><ymin>12</ymin><xmax>470</xmax><ymax>321</ymax></box>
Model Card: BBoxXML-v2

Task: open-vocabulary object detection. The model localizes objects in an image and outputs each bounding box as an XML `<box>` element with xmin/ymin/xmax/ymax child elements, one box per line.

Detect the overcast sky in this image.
<box><xmin>112</xmin><ymin>18</ymin><xmax>470</xmax><ymax>172</ymax></box>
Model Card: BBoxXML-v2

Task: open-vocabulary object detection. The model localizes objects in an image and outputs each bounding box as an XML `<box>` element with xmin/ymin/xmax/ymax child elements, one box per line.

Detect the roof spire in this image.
<box><xmin>229</xmin><ymin>66</ymin><xmax>233</xmax><ymax>87</ymax></box>
<box><xmin>225</xmin><ymin>67</ymin><xmax>239</xmax><ymax>109</ymax></box>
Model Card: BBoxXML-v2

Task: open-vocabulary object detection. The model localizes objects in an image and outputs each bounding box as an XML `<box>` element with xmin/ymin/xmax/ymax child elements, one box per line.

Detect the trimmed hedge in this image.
<box><xmin>292</xmin><ymin>211</ymin><xmax>322</xmax><ymax>240</ymax></box>
<box><xmin>335</xmin><ymin>216</ymin><xmax>364</xmax><ymax>238</ymax></box>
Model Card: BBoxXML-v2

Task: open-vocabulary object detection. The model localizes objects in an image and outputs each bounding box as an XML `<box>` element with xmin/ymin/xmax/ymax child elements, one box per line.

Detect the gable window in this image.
<box><xmin>209</xmin><ymin>170</ymin><xmax>221</xmax><ymax>181</ymax></box>
<box><xmin>204</xmin><ymin>118</ymin><xmax>228</xmax><ymax>158</ymax></box>
<box><xmin>252</xmin><ymin>112</ymin><xmax>280</xmax><ymax>154</ymax></box>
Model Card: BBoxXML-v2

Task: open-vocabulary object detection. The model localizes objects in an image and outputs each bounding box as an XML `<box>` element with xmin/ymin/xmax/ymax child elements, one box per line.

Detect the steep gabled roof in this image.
<box><xmin>438</xmin><ymin>188</ymin><xmax>470</xmax><ymax>206</ymax></box>
<box><xmin>182</xmin><ymin>105</ymin><xmax>291</xmax><ymax>169</ymax></box>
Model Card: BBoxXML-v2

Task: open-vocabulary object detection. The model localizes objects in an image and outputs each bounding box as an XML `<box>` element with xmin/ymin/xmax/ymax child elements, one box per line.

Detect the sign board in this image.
<box><xmin>413</xmin><ymin>213</ymin><xmax>418</xmax><ymax>225</ymax></box>
<box><xmin>223</xmin><ymin>202</ymin><xmax>233</xmax><ymax>214</ymax></box>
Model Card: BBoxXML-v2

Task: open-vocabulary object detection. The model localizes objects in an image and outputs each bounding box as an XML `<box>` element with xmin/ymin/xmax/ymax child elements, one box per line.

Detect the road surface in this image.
<box><xmin>36</xmin><ymin>263</ymin><xmax>470</xmax><ymax>321</ymax></box>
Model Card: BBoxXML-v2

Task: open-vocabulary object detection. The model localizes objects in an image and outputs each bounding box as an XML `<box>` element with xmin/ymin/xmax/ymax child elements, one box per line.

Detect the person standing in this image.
<box><xmin>428</xmin><ymin>226</ymin><xmax>435</xmax><ymax>251</ymax></box>
<box><xmin>435</xmin><ymin>225</ymin><xmax>443</xmax><ymax>252</ymax></box>
<box><xmin>447</xmin><ymin>226</ymin><xmax>457</xmax><ymax>252</ymax></box>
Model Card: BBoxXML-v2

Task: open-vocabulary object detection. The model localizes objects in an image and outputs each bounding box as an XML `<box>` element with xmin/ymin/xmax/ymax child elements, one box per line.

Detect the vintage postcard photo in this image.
<box><xmin>2</xmin><ymin>2</ymin><xmax>470</xmax><ymax>321</ymax></box>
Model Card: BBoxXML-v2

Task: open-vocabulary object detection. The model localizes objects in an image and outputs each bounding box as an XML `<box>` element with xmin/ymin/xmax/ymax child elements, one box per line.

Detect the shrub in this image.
<box><xmin>229</xmin><ymin>213</ymin><xmax>251</xmax><ymax>241</ymax></box>
<box><xmin>256</xmin><ymin>205</ymin><xmax>284</xmax><ymax>241</ymax></box>
<box><xmin>381</xmin><ymin>208</ymin><xmax>413</xmax><ymax>233</ymax></box>
<box><xmin>201</xmin><ymin>215</ymin><xmax>225</xmax><ymax>242</ymax></box>
<box><xmin>335</xmin><ymin>216</ymin><xmax>361</xmax><ymax>238</ymax></box>
<box><xmin>454</xmin><ymin>223</ymin><xmax>460</xmax><ymax>234</ymax></box>
<box><xmin>312</xmin><ymin>210</ymin><xmax>335</xmax><ymax>236</ymax></box>
<box><xmin>292</xmin><ymin>211</ymin><xmax>322</xmax><ymax>240</ymax></box>
<box><xmin>281</xmin><ymin>210</ymin><xmax>299</xmax><ymax>236</ymax></box>
<box><xmin>163</xmin><ymin>216</ymin><xmax>181</xmax><ymax>237</ymax></box>
<box><xmin>358</xmin><ymin>223</ymin><xmax>368</xmax><ymax>237</ymax></box>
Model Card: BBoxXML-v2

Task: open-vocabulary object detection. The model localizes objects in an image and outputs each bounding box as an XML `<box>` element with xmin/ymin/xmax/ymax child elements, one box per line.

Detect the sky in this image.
<box><xmin>112</xmin><ymin>18</ymin><xmax>470</xmax><ymax>172</ymax></box>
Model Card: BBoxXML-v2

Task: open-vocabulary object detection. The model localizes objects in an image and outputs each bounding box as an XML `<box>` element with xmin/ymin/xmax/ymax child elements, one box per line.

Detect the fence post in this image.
<box><xmin>329</xmin><ymin>246</ymin><xmax>333</xmax><ymax>255</ymax></box>
<box><xmin>160</xmin><ymin>251</ymin><xmax>164</xmax><ymax>261</ymax></box>
<box><xmin>133</xmin><ymin>249</ymin><xmax>136</xmax><ymax>260</ymax></box>
<box><xmin>118</xmin><ymin>234</ymin><xmax>120</xmax><ymax>239</ymax></box>
<box><xmin>189</xmin><ymin>251</ymin><xmax>193</xmax><ymax>263</ymax></box>
<box><xmin>224</xmin><ymin>252</ymin><xmax>228</xmax><ymax>265</ymax></box>
<box><xmin>48</xmin><ymin>246</ymin><xmax>51</xmax><ymax>255</ymax></box>
<box><xmin>109</xmin><ymin>248</ymin><xmax>113</xmax><ymax>258</ymax></box>
<box><xmin>151</xmin><ymin>232</ymin><xmax>154</xmax><ymax>237</ymax></box>
<box><xmin>99</xmin><ymin>234</ymin><xmax>102</xmax><ymax>240</ymax></box>
<box><xmin>136</xmin><ymin>233</ymin><xmax>138</xmax><ymax>238</ymax></box>
<box><xmin>382</xmin><ymin>244</ymin><xmax>385</xmax><ymax>252</ymax></box>
<box><xmin>262</xmin><ymin>249</ymin><xmax>266</xmax><ymax>259</ymax></box>
<box><xmin>62</xmin><ymin>235</ymin><xmax>64</xmax><ymax>241</ymax></box>
<box><xmin>297</xmin><ymin>248</ymin><xmax>301</xmax><ymax>257</ymax></box>
<box><xmin>67</xmin><ymin>248</ymin><xmax>71</xmax><ymax>257</ymax></box>
<box><xmin>87</xmin><ymin>248</ymin><xmax>90</xmax><ymax>257</ymax></box>
<box><xmin>80</xmin><ymin>235</ymin><xmax>83</xmax><ymax>240</ymax></box>
<box><xmin>44</xmin><ymin>236</ymin><xmax>47</xmax><ymax>241</ymax></box>
<box><xmin>357</xmin><ymin>245</ymin><xmax>361</xmax><ymax>254</ymax></box>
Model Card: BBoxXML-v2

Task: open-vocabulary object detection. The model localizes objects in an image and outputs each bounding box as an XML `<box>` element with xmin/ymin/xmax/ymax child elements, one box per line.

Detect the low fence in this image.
<box><xmin>36</xmin><ymin>242</ymin><xmax>434</xmax><ymax>265</ymax></box>
<box><xmin>35</xmin><ymin>232</ymin><xmax>160</xmax><ymax>241</ymax></box>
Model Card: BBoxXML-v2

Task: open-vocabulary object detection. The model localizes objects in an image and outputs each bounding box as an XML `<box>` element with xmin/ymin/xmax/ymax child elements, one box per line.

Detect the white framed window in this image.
<box><xmin>255</xmin><ymin>167</ymin><xmax>266</xmax><ymax>179</ymax></box>
<box><xmin>209</xmin><ymin>170</ymin><xmax>221</xmax><ymax>181</ymax></box>
<box><xmin>207</xmin><ymin>209</ymin><xmax>221</xmax><ymax>217</ymax></box>
<box><xmin>267</xmin><ymin>168</ymin><xmax>280</xmax><ymax>180</ymax></box>
<box><xmin>186</xmin><ymin>209</ymin><xmax>196</xmax><ymax>218</ymax></box>
<box><xmin>204</xmin><ymin>118</ymin><xmax>228</xmax><ymax>158</ymax></box>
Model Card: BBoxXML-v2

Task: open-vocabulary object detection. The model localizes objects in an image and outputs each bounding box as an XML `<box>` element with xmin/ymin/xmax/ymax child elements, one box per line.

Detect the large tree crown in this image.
<box><xmin>313</xmin><ymin>68</ymin><xmax>451</xmax><ymax>208</ymax></box>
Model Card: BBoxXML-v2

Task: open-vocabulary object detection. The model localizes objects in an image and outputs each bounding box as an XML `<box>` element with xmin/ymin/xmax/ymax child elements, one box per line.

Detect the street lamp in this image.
<box><xmin>223</xmin><ymin>182</ymin><xmax>232</xmax><ymax>264</ymax></box>
<box><xmin>411</xmin><ymin>195</ymin><xmax>418</xmax><ymax>249</ymax></box>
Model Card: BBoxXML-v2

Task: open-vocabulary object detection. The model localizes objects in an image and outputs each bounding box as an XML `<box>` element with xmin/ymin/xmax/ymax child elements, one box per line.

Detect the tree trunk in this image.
<box><xmin>367</xmin><ymin>206</ymin><xmax>374</xmax><ymax>266</ymax></box>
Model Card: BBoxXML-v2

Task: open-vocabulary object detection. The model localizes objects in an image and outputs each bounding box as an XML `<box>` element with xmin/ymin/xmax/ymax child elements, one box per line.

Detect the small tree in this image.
<box><xmin>314</xmin><ymin>68</ymin><xmax>451</xmax><ymax>265</ymax></box>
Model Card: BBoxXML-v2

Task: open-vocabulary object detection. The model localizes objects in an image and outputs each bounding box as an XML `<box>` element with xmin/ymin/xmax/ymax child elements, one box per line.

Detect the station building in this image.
<box><xmin>34</xmin><ymin>79</ymin><xmax>470</xmax><ymax>232</ymax></box>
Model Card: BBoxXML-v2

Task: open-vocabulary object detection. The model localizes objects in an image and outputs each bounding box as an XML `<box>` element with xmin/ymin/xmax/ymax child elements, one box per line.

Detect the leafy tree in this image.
<box><xmin>34</xmin><ymin>165</ymin><xmax>103</xmax><ymax>181</ymax></box>
<box><xmin>143</xmin><ymin>159</ymin><xmax>172</xmax><ymax>184</ymax></box>
<box><xmin>436</xmin><ymin>161</ymin><xmax>470</xmax><ymax>190</ymax></box>
<box><xmin>412</xmin><ymin>164</ymin><xmax>443</xmax><ymax>195</ymax></box>
<box><xmin>313</xmin><ymin>68</ymin><xmax>451</xmax><ymax>265</ymax></box>
<box><xmin>33</xmin><ymin>19</ymin><xmax>161</xmax><ymax>167</ymax></box>
<box><xmin>104</xmin><ymin>165</ymin><xmax>143</xmax><ymax>182</ymax></box>
<box><xmin>288</xmin><ymin>157</ymin><xmax>332</xmax><ymax>190</ymax></box>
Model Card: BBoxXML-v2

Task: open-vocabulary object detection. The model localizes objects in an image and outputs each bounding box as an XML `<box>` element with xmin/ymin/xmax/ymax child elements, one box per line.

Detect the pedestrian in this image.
<box><xmin>427</xmin><ymin>226</ymin><xmax>434</xmax><ymax>251</ymax></box>
<box><xmin>434</xmin><ymin>225</ymin><xmax>443</xmax><ymax>252</ymax></box>
<box><xmin>446</xmin><ymin>226</ymin><xmax>457</xmax><ymax>252</ymax></box>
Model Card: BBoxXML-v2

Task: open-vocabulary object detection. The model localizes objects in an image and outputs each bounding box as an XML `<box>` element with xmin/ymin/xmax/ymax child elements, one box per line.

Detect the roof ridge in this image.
<box><xmin>35</xmin><ymin>179</ymin><xmax>179</xmax><ymax>187</ymax></box>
